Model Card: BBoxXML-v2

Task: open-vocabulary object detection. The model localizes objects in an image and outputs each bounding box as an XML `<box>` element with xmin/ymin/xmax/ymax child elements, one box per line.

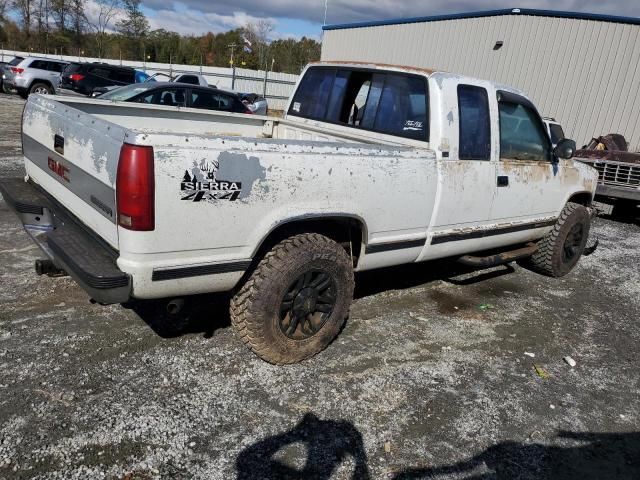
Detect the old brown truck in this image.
<box><xmin>575</xmin><ymin>134</ymin><xmax>639</xmax><ymax>218</ymax></box>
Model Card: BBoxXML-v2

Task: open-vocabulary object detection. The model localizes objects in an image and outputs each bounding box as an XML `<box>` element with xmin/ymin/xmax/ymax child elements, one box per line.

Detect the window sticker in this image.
<box><xmin>403</xmin><ymin>120</ymin><xmax>424</xmax><ymax>131</ymax></box>
<box><xmin>292</xmin><ymin>102</ymin><xmax>301</xmax><ymax>113</ymax></box>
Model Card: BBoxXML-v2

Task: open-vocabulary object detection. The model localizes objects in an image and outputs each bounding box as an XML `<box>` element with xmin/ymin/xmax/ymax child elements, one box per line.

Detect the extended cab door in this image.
<box><xmin>426</xmin><ymin>83</ymin><xmax>496</xmax><ymax>237</ymax></box>
<box><xmin>491</xmin><ymin>91</ymin><xmax>567</xmax><ymax>223</ymax></box>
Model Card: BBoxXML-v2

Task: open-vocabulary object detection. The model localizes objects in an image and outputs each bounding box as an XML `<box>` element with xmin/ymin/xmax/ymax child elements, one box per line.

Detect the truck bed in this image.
<box><xmin>44</xmin><ymin>96</ymin><xmax>417</xmax><ymax>146</ymax></box>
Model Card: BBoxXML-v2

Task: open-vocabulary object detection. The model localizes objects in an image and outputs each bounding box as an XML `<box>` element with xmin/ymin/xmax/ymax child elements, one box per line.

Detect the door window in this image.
<box><xmin>29</xmin><ymin>60</ymin><xmax>48</xmax><ymax>70</ymax></box>
<box><xmin>458</xmin><ymin>85</ymin><xmax>491</xmax><ymax>160</ymax></box>
<box><xmin>191</xmin><ymin>90</ymin><xmax>239</xmax><ymax>111</ymax></box>
<box><xmin>498</xmin><ymin>102</ymin><xmax>551</xmax><ymax>161</ymax></box>
<box><xmin>47</xmin><ymin>62</ymin><xmax>66</xmax><ymax>73</ymax></box>
<box><xmin>89</xmin><ymin>67</ymin><xmax>110</xmax><ymax>79</ymax></box>
<box><xmin>136</xmin><ymin>88</ymin><xmax>186</xmax><ymax>107</ymax></box>
<box><xmin>109</xmin><ymin>69</ymin><xmax>135</xmax><ymax>83</ymax></box>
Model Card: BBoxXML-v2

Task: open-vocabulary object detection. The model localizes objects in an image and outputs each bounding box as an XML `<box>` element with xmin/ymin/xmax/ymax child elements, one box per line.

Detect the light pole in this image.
<box><xmin>323</xmin><ymin>0</ymin><xmax>329</xmax><ymax>26</ymax></box>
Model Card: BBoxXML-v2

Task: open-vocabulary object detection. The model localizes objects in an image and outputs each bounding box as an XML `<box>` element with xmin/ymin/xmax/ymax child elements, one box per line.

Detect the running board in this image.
<box><xmin>457</xmin><ymin>243</ymin><xmax>538</xmax><ymax>268</ymax></box>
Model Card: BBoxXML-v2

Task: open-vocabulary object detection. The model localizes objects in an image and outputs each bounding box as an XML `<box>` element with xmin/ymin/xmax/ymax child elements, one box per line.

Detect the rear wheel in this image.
<box><xmin>230</xmin><ymin>233</ymin><xmax>354</xmax><ymax>364</ymax></box>
<box><xmin>519</xmin><ymin>202</ymin><xmax>591</xmax><ymax>277</ymax></box>
<box><xmin>29</xmin><ymin>82</ymin><xmax>52</xmax><ymax>95</ymax></box>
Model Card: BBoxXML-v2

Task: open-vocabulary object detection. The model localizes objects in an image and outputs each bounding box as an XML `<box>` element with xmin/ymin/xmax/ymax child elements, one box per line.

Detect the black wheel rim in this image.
<box><xmin>278</xmin><ymin>269</ymin><xmax>337</xmax><ymax>340</ymax></box>
<box><xmin>562</xmin><ymin>223</ymin><xmax>584</xmax><ymax>263</ymax></box>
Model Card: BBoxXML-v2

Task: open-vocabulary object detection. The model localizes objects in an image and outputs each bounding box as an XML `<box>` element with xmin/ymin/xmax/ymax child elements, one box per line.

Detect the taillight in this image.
<box><xmin>116</xmin><ymin>144</ymin><xmax>154</xmax><ymax>231</ymax></box>
<box><xmin>10</xmin><ymin>67</ymin><xmax>24</xmax><ymax>74</ymax></box>
<box><xmin>69</xmin><ymin>73</ymin><xmax>85</xmax><ymax>82</ymax></box>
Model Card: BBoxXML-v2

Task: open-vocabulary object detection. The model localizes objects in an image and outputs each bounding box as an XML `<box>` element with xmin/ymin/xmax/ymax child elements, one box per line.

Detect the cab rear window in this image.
<box><xmin>288</xmin><ymin>67</ymin><xmax>429</xmax><ymax>141</ymax></box>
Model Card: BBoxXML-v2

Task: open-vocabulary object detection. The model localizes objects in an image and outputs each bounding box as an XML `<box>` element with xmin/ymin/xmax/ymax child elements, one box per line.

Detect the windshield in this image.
<box><xmin>99</xmin><ymin>83</ymin><xmax>156</xmax><ymax>101</ymax></box>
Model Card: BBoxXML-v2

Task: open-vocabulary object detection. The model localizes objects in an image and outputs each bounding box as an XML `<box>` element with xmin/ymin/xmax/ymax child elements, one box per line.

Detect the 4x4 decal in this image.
<box><xmin>180</xmin><ymin>159</ymin><xmax>242</xmax><ymax>202</ymax></box>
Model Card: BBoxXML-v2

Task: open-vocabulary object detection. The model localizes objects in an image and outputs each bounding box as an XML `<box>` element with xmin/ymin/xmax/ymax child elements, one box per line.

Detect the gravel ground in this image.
<box><xmin>0</xmin><ymin>93</ymin><xmax>639</xmax><ymax>480</ymax></box>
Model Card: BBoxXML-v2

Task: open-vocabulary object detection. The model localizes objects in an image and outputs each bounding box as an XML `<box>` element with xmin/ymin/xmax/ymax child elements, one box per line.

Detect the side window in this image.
<box><xmin>30</xmin><ymin>60</ymin><xmax>47</xmax><ymax>70</ymax></box>
<box><xmin>48</xmin><ymin>62</ymin><xmax>65</xmax><ymax>73</ymax></box>
<box><xmin>190</xmin><ymin>90</ymin><xmax>235</xmax><ymax>111</ymax></box>
<box><xmin>109</xmin><ymin>69</ymin><xmax>134</xmax><ymax>83</ymax></box>
<box><xmin>498</xmin><ymin>101</ymin><xmax>551</xmax><ymax>161</ymax></box>
<box><xmin>289</xmin><ymin>67</ymin><xmax>429</xmax><ymax>141</ymax></box>
<box><xmin>373</xmin><ymin>74</ymin><xmax>428</xmax><ymax>140</ymax></box>
<box><xmin>179</xmin><ymin>75</ymin><xmax>200</xmax><ymax>85</ymax></box>
<box><xmin>360</xmin><ymin>75</ymin><xmax>384</xmax><ymax>129</ymax></box>
<box><xmin>142</xmin><ymin>88</ymin><xmax>186</xmax><ymax>107</ymax></box>
<box><xmin>325</xmin><ymin>70</ymin><xmax>350</xmax><ymax>122</ymax></box>
<box><xmin>458</xmin><ymin>85</ymin><xmax>491</xmax><ymax>160</ymax></box>
<box><xmin>89</xmin><ymin>67</ymin><xmax>110</xmax><ymax>79</ymax></box>
<box><xmin>288</xmin><ymin>68</ymin><xmax>336</xmax><ymax>119</ymax></box>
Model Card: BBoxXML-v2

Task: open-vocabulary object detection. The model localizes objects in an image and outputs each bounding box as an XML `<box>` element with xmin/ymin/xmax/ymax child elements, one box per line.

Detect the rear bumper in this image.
<box><xmin>595</xmin><ymin>184</ymin><xmax>640</xmax><ymax>202</ymax></box>
<box><xmin>0</xmin><ymin>178</ymin><xmax>131</xmax><ymax>304</ymax></box>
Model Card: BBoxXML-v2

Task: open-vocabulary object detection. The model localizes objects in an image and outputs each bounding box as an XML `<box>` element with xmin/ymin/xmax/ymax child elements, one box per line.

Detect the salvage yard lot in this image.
<box><xmin>0</xmin><ymin>93</ymin><xmax>639</xmax><ymax>479</ymax></box>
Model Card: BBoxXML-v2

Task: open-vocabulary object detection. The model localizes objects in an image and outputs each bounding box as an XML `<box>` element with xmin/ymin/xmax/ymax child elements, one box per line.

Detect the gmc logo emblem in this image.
<box><xmin>48</xmin><ymin>157</ymin><xmax>70</xmax><ymax>182</ymax></box>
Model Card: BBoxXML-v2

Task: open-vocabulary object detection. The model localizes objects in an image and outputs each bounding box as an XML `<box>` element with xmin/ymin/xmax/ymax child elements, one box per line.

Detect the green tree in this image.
<box><xmin>115</xmin><ymin>0</ymin><xmax>148</xmax><ymax>59</ymax></box>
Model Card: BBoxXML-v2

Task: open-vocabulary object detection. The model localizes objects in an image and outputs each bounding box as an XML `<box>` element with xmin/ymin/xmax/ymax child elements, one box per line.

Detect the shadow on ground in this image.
<box><xmin>125</xmin><ymin>259</ymin><xmax>517</xmax><ymax>341</ymax></box>
<box><xmin>391</xmin><ymin>431</ymin><xmax>640</xmax><ymax>480</ymax></box>
<box><xmin>235</xmin><ymin>418</ymin><xmax>639</xmax><ymax>480</ymax></box>
<box><xmin>125</xmin><ymin>292</ymin><xmax>232</xmax><ymax>339</ymax></box>
<box><xmin>236</xmin><ymin>412</ymin><xmax>370</xmax><ymax>480</ymax></box>
<box><xmin>125</xmin><ymin>255</ymin><xmax>520</xmax><ymax>341</ymax></box>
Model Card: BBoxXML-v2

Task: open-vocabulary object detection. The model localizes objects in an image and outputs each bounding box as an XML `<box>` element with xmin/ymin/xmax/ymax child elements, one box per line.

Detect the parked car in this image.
<box><xmin>173</xmin><ymin>72</ymin><xmax>209</xmax><ymax>86</ymax></box>
<box><xmin>543</xmin><ymin>117</ymin><xmax>566</xmax><ymax>147</ymax></box>
<box><xmin>575</xmin><ymin>134</ymin><xmax>639</xmax><ymax>218</ymax></box>
<box><xmin>59</xmin><ymin>62</ymin><xmax>137</xmax><ymax>96</ymax></box>
<box><xmin>3</xmin><ymin>56</ymin><xmax>67</xmax><ymax>98</ymax></box>
<box><xmin>1</xmin><ymin>56</ymin><xmax>25</xmax><ymax>93</ymax></box>
<box><xmin>97</xmin><ymin>82</ymin><xmax>253</xmax><ymax>114</ymax></box>
<box><xmin>0</xmin><ymin>62</ymin><xmax>598</xmax><ymax>365</ymax></box>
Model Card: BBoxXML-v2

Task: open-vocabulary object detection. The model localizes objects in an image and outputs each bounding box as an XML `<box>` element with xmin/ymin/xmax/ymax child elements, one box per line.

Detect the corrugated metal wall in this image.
<box><xmin>322</xmin><ymin>14</ymin><xmax>640</xmax><ymax>150</ymax></box>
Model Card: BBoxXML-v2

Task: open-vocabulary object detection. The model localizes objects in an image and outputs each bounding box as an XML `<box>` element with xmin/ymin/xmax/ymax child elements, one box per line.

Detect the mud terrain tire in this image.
<box><xmin>519</xmin><ymin>202</ymin><xmax>590</xmax><ymax>277</ymax></box>
<box><xmin>230</xmin><ymin>233</ymin><xmax>354</xmax><ymax>364</ymax></box>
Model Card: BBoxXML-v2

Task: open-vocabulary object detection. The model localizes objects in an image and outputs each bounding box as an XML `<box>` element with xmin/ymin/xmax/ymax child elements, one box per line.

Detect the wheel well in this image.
<box><xmin>568</xmin><ymin>192</ymin><xmax>593</xmax><ymax>207</ymax></box>
<box><xmin>29</xmin><ymin>79</ymin><xmax>53</xmax><ymax>90</ymax></box>
<box><xmin>254</xmin><ymin>217</ymin><xmax>366</xmax><ymax>267</ymax></box>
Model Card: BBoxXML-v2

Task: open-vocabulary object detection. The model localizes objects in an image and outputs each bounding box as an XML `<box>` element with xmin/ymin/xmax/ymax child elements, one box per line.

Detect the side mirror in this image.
<box><xmin>554</xmin><ymin>138</ymin><xmax>576</xmax><ymax>160</ymax></box>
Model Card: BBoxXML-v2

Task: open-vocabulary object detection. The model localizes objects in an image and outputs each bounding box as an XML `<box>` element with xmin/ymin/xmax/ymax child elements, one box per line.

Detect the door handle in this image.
<box><xmin>497</xmin><ymin>176</ymin><xmax>509</xmax><ymax>187</ymax></box>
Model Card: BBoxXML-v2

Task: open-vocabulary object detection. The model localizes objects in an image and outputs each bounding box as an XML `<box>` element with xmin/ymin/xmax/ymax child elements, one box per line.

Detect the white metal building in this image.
<box><xmin>322</xmin><ymin>8</ymin><xmax>640</xmax><ymax>150</ymax></box>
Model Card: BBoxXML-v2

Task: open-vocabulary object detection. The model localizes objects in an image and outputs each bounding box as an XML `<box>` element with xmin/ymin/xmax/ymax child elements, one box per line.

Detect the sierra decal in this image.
<box><xmin>181</xmin><ymin>159</ymin><xmax>242</xmax><ymax>202</ymax></box>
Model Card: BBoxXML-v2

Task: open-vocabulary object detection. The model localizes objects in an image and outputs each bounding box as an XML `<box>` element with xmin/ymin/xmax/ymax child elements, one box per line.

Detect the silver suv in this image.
<box><xmin>4</xmin><ymin>57</ymin><xmax>68</xmax><ymax>98</ymax></box>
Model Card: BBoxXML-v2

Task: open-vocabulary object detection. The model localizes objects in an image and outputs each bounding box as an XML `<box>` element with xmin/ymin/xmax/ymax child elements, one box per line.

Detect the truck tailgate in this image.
<box><xmin>21</xmin><ymin>95</ymin><xmax>126</xmax><ymax>248</ymax></box>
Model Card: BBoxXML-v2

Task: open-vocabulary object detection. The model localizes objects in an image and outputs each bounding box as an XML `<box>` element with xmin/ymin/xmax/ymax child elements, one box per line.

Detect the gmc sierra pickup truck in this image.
<box><xmin>0</xmin><ymin>62</ymin><xmax>598</xmax><ymax>364</ymax></box>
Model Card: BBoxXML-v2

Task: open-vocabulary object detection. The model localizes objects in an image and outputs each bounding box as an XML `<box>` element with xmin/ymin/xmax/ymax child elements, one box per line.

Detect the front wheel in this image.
<box><xmin>29</xmin><ymin>82</ymin><xmax>53</xmax><ymax>95</ymax></box>
<box><xmin>519</xmin><ymin>202</ymin><xmax>591</xmax><ymax>277</ymax></box>
<box><xmin>230</xmin><ymin>233</ymin><xmax>355</xmax><ymax>364</ymax></box>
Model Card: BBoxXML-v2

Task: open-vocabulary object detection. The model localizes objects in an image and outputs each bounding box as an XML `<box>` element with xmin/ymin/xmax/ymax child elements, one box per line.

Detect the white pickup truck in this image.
<box><xmin>0</xmin><ymin>62</ymin><xmax>598</xmax><ymax>364</ymax></box>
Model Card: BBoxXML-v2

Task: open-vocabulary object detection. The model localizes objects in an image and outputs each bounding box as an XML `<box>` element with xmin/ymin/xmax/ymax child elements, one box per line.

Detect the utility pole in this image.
<box><xmin>228</xmin><ymin>43</ymin><xmax>237</xmax><ymax>89</ymax></box>
<box><xmin>228</xmin><ymin>43</ymin><xmax>237</xmax><ymax>67</ymax></box>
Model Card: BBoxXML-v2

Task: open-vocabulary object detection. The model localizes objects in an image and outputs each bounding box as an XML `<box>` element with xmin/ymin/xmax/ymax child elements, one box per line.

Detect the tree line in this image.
<box><xmin>0</xmin><ymin>0</ymin><xmax>321</xmax><ymax>74</ymax></box>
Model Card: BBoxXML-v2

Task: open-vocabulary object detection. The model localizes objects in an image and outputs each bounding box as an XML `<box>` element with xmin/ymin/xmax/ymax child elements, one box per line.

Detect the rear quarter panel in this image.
<box><xmin>118</xmin><ymin>134</ymin><xmax>438</xmax><ymax>298</ymax></box>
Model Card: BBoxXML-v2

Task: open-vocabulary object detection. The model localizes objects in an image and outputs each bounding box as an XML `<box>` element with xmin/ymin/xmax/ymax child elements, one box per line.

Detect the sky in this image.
<box><xmin>137</xmin><ymin>0</ymin><xmax>640</xmax><ymax>39</ymax></box>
